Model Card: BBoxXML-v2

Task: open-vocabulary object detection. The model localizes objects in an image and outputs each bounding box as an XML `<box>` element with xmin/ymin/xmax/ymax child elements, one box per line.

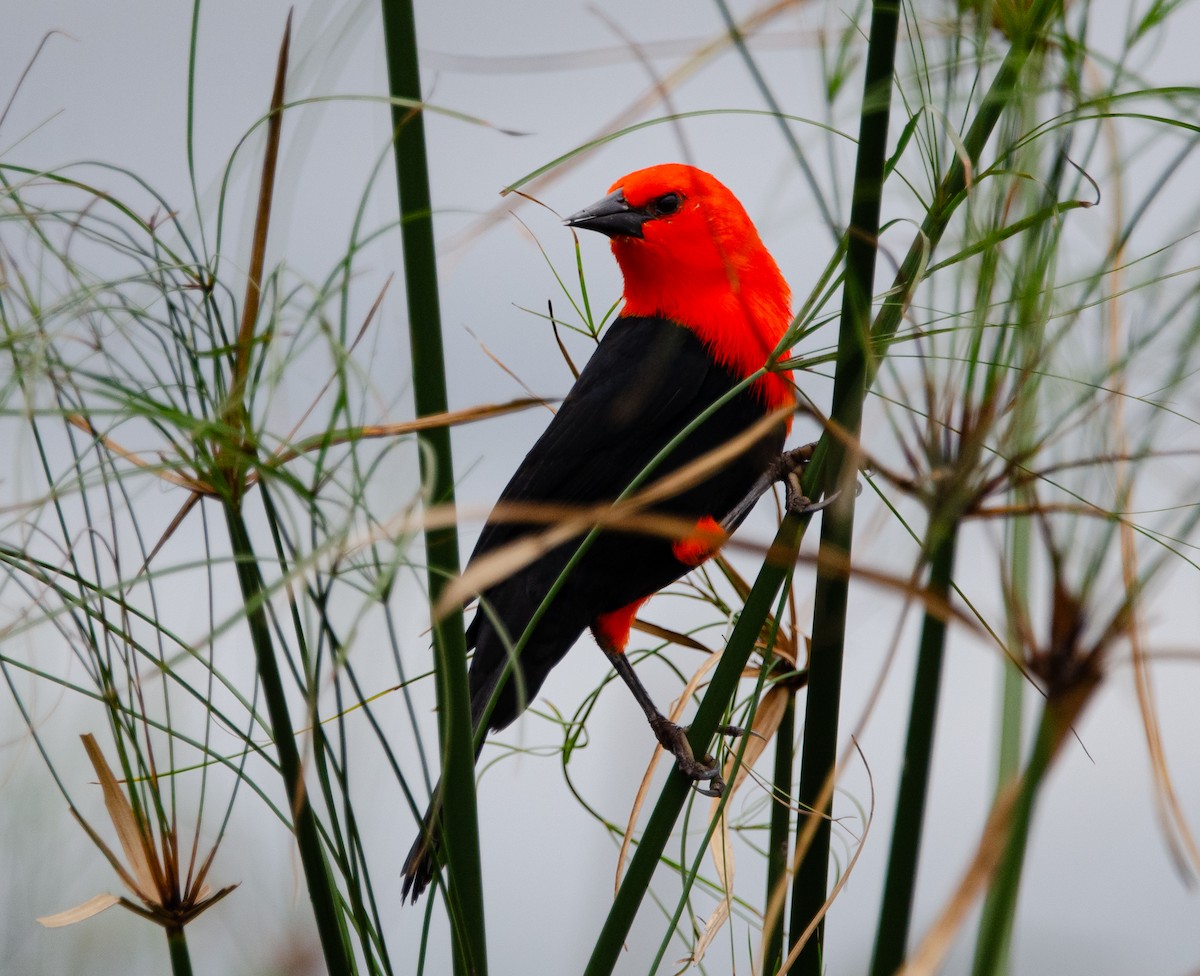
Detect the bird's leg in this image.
<box><xmin>720</xmin><ymin>441</ymin><xmax>833</xmax><ymax>532</ymax></box>
<box><xmin>598</xmin><ymin>642</ymin><xmax>740</xmax><ymax>797</ymax></box>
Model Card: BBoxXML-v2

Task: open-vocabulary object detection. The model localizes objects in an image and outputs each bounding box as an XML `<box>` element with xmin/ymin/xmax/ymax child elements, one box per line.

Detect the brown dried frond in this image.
<box><xmin>37</xmin><ymin>734</ymin><xmax>236</xmax><ymax>931</ymax></box>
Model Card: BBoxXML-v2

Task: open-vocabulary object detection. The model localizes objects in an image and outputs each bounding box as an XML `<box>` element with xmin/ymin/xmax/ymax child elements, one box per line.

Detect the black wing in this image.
<box><xmin>465</xmin><ymin>315</ymin><xmax>786</xmax><ymax>730</ymax></box>
<box><xmin>468</xmin><ymin>316</ymin><xmax>714</xmax><ymax>560</ymax></box>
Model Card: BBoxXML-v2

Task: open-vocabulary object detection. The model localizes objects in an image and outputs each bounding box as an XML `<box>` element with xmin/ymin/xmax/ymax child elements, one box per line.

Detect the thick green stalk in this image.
<box><xmin>582</xmin><ymin>512</ymin><xmax>808</xmax><ymax>976</ymax></box>
<box><xmin>984</xmin><ymin>100</ymin><xmax>1056</xmax><ymax>968</ymax></box>
<box><xmin>378</xmin><ymin>1</ymin><xmax>486</xmax><ymax>971</ymax></box>
<box><xmin>868</xmin><ymin>524</ymin><xmax>960</xmax><ymax>975</ymax></box>
<box><xmin>972</xmin><ymin>688</ymin><xmax>1084</xmax><ymax>976</ymax></box>
<box><xmin>223</xmin><ymin>506</ymin><xmax>350</xmax><ymax>975</ymax></box>
<box><xmin>788</xmin><ymin>2</ymin><xmax>900</xmax><ymax>970</ymax></box>
<box><xmin>166</xmin><ymin>924</ymin><xmax>194</xmax><ymax>976</ymax></box>
<box><xmin>763</xmin><ymin>692</ymin><xmax>796</xmax><ymax>974</ymax></box>
<box><xmin>787</xmin><ymin>2</ymin><xmax>1061</xmax><ymax>965</ymax></box>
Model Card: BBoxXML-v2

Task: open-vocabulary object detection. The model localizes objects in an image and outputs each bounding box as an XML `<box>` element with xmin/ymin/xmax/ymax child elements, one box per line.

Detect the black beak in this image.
<box><xmin>564</xmin><ymin>188</ymin><xmax>647</xmax><ymax>239</ymax></box>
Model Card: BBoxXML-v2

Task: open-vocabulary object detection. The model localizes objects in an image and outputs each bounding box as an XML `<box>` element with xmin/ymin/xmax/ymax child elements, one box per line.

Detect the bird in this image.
<box><xmin>402</xmin><ymin>163</ymin><xmax>796</xmax><ymax>903</ymax></box>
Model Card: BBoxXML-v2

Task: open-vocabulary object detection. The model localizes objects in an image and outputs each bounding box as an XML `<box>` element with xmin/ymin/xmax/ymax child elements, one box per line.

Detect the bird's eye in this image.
<box><xmin>652</xmin><ymin>192</ymin><xmax>681</xmax><ymax>217</ymax></box>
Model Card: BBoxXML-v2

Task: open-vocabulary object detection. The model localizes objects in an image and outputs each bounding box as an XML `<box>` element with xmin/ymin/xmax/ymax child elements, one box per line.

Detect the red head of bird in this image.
<box><xmin>566</xmin><ymin>163</ymin><xmax>793</xmax><ymax>414</ymax></box>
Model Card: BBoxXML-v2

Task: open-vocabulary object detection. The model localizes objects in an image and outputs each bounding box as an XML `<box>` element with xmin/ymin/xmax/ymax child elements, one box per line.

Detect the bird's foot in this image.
<box><xmin>649</xmin><ymin>715</ymin><xmax>744</xmax><ymax>797</ymax></box>
<box><xmin>771</xmin><ymin>443</ymin><xmax>829</xmax><ymax>516</ymax></box>
<box><xmin>785</xmin><ymin>481</ymin><xmax>840</xmax><ymax>517</ymax></box>
<box><xmin>775</xmin><ymin>445</ymin><xmax>844</xmax><ymax>516</ymax></box>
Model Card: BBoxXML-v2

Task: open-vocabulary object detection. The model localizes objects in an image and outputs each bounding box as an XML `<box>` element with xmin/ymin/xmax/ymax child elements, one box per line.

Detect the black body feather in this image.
<box><xmin>465</xmin><ymin>315</ymin><xmax>786</xmax><ymax>728</ymax></box>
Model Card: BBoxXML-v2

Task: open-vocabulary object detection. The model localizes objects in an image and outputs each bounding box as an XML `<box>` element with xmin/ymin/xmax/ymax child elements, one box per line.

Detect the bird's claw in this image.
<box><xmin>771</xmin><ymin>442</ymin><xmax>836</xmax><ymax>517</ymax></box>
<box><xmin>785</xmin><ymin>481</ymin><xmax>841</xmax><ymax>517</ymax></box>
<box><xmin>650</xmin><ymin>716</ymin><xmax>745</xmax><ymax>797</ymax></box>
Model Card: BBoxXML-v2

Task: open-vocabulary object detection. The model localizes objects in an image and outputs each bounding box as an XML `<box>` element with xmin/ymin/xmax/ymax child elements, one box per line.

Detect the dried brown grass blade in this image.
<box><xmin>66</xmin><ymin>416</ymin><xmax>210</xmax><ymax>493</ymax></box>
<box><xmin>269</xmin><ymin>397</ymin><xmax>548</xmax><ymax>467</ymax></box>
<box><xmin>1103</xmin><ymin>130</ymin><xmax>1200</xmax><ymax>876</ymax></box>
<box><xmin>182</xmin><ymin>883</ymin><xmax>239</xmax><ymax>924</ymax></box>
<box><xmin>230</xmin><ymin>10</ymin><xmax>290</xmax><ymax>411</ymax></box>
<box><xmin>1119</xmin><ymin>474</ymin><xmax>1200</xmax><ymax>878</ymax></box>
<box><xmin>629</xmin><ymin>408</ymin><xmax>792</xmax><ymax>508</ymax></box>
<box><xmin>688</xmin><ymin>684</ymin><xmax>789</xmax><ymax>965</ymax></box>
<box><xmin>80</xmin><ymin>734</ymin><xmax>159</xmax><ymax>903</ymax></box>
<box><xmin>548</xmin><ymin>302</ymin><xmax>581</xmax><ymax>381</ymax></box>
<box><xmin>37</xmin><ymin>893</ymin><xmax>120</xmax><ymax>928</ymax></box>
<box><xmin>614</xmin><ymin>651</ymin><xmax>723</xmax><ymax>893</ymax></box>
<box><xmin>140</xmin><ymin>490</ymin><xmax>203</xmax><ymax>575</ymax></box>
<box><xmin>1134</xmin><ymin>639</ymin><xmax>1200</xmax><ymax>877</ymax></box>
<box><xmin>630</xmin><ymin>618</ymin><xmax>713</xmax><ymax>653</ymax></box>
<box><xmin>434</xmin><ymin>504</ymin><xmax>706</xmax><ymax>619</ymax></box>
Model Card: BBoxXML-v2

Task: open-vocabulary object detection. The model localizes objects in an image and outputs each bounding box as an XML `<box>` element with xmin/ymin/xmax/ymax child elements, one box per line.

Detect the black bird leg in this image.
<box><xmin>598</xmin><ymin>642</ymin><xmax>741</xmax><ymax>797</ymax></box>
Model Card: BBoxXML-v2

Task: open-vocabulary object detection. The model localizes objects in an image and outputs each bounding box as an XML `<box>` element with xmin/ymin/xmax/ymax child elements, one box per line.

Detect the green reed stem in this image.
<box><xmin>788</xmin><ymin>2</ymin><xmax>900</xmax><ymax>971</ymax></box>
<box><xmin>223</xmin><ymin>506</ymin><xmax>350</xmax><ymax>975</ymax></box>
<box><xmin>869</xmin><ymin>524</ymin><xmax>959</xmax><ymax>975</ymax></box>
<box><xmin>379</xmin><ymin>0</ymin><xmax>486</xmax><ymax>971</ymax></box>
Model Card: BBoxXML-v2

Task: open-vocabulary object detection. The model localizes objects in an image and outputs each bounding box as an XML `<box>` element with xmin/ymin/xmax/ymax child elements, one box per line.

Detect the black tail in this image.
<box><xmin>400</xmin><ymin>611</ymin><xmax>583</xmax><ymax>903</ymax></box>
<box><xmin>400</xmin><ymin>660</ymin><xmax>498</xmax><ymax>904</ymax></box>
<box><xmin>401</xmin><ymin>795</ymin><xmax>440</xmax><ymax>903</ymax></box>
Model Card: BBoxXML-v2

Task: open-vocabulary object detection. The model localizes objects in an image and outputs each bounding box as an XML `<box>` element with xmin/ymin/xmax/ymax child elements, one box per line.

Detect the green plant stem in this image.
<box><xmin>223</xmin><ymin>506</ymin><xmax>350</xmax><ymax>976</ymax></box>
<box><xmin>972</xmin><ymin>685</ymin><xmax>1090</xmax><ymax>976</ymax></box>
<box><xmin>166</xmin><ymin>924</ymin><xmax>194</xmax><ymax>976</ymax></box>
<box><xmin>991</xmin><ymin>456</ymin><xmax>1033</xmax><ymax>976</ymax></box>
<box><xmin>582</xmin><ymin>511</ymin><xmax>808</xmax><ymax>976</ymax></box>
<box><xmin>788</xmin><ymin>2</ymin><xmax>900</xmax><ymax>970</ymax></box>
<box><xmin>988</xmin><ymin>147</ymin><xmax>1052</xmax><ymax>964</ymax></box>
<box><xmin>785</xmin><ymin>1</ymin><xmax>1061</xmax><ymax>963</ymax></box>
<box><xmin>763</xmin><ymin>691</ymin><xmax>796</xmax><ymax>975</ymax></box>
<box><xmin>379</xmin><ymin>0</ymin><xmax>486</xmax><ymax>971</ymax></box>
<box><xmin>869</xmin><ymin>524</ymin><xmax>960</xmax><ymax>976</ymax></box>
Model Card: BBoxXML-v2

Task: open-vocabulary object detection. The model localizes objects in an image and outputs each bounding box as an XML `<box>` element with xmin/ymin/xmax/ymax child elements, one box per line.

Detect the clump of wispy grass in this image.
<box><xmin>0</xmin><ymin>8</ymin><xmax>512</xmax><ymax>974</ymax></box>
